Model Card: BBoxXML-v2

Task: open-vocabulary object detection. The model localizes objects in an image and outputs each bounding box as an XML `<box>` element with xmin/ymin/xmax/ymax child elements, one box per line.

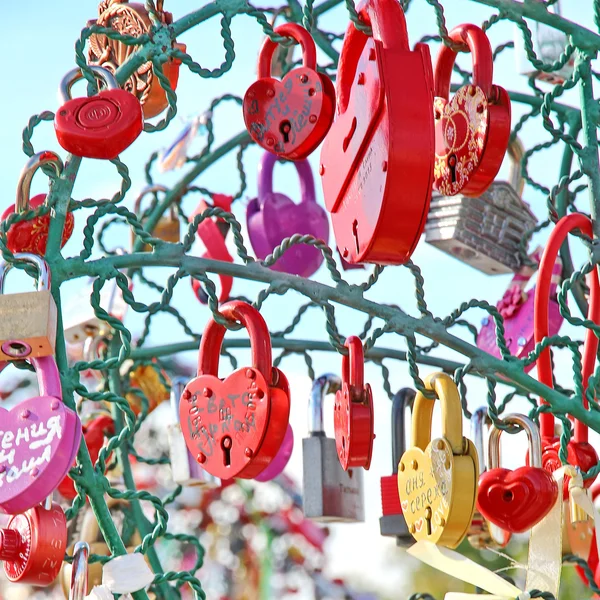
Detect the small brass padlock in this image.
<box><xmin>123</xmin><ymin>360</ymin><xmax>171</xmax><ymax>415</ymax></box>
<box><xmin>397</xmin><ymin>373</ymin><xmax>479</xmax><ymax>548</ymax></box>
<box><xmin>132</xmin><ymin>185</ymin><xmax>181</xmax><ymax>251</ymax></box>
<box><xmin>0</xmin><ymin>253</ymin><xmax>57</xmax><ymax>360</ymax></box>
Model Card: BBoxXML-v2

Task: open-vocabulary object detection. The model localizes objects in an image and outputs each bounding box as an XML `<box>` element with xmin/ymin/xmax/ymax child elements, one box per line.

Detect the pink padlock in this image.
<box><xmin>254</xmin><ymin>424</ymin><xmax>294</xmax><ymax>482</ymax></box>
<box><xmin>0</xmin><ymin>357</ymin><xmax>82</xmax><ymax>514</ymax></box>
<box><xmin>477</xmin><ymin>249</ymin><xmax>563</xmax><ymax>370</ymax></box>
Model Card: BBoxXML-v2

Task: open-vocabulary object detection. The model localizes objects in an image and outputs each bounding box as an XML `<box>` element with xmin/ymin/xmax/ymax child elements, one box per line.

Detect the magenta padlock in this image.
<box><xmin>0</xmin><ymin>357</ymin><xmax>82</xmax><ymax>514</ymax></box>
<box><xmin>254</xmin><ymin>424</ymin><xmax>294</xmax><ymax>482</ymax></box>
<box><xmin>247</xmin><ymin>152</ymin><xmax>329</xmax><ymax>277</ymax></box>
<box><xmin>477</xmin><ymin>251</ymin><xmax>563</xmax><ymax>370</ymax></box>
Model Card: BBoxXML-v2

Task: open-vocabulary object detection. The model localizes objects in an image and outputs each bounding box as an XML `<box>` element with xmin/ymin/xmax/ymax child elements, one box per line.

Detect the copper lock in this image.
<box><xmin>123</xmin><ymin>359</ymin><xmax>171</xmax><ymax>415</ymax></box>
<box><xmin>132</xmin><ymin>185</ymin><xmax>180</xmax><ymax>251</ymax></box>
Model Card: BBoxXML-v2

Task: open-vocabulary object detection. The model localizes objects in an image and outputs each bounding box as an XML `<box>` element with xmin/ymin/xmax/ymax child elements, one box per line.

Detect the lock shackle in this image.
<box><xmin>16</xmin><ymin>151</ymin><xmax>64</xmax><ymax>213</ymax></box>
<box><xmin>170</xmin><ymin>376</ymin><xmax>188</xmax><ymax>419</ymax></box>
<box><xmin>59</xmin><ymin>65</ymin><xmax>119</xmax><ymax>103</ymax></box>
<box><xmin>488</xmin><ymin>413</ymin><xmax>542</xmax><ymax>470</ymax></box>
<box><xmin>507</xmin><ymin>137</ymin><xmax>525</xmax><ymax>197</ymax></box>
<box><xmin>336</xmin><ymin>0</ymin><xmax>410</xmax><ymax>115</ymax></box>
<box><xmin>0</xmin><ymin>253</ymin><xmax>50</xmax><ymax>293</ymax></box>
<box><xmin>434</xmin><ymin>24</ymin><xmax>493</xmax><ymax>100</ymax></box>
<box><xmin>257</xmin><ymin>23</ymin><xmax>317</xmax><ymax>79</ymax></box>
<box><xmin>391</xmin><ymin>388</ymin><xmax>415</xmax><ymax>471</ymax></box>
<box><xmin>411</xmin><ymin>372</ymin><xmax>464</xmax><ymax>455</ymax></box>
<box><xmin>134</xmin><ymin>185</ymin><xmax>178</xmax><ymax>220</ymax></box>
<box><xmin>471</xmin><ymin>406</ymin><xmax>491</xmax><ymax>472</ymax></box>
<box><xmin>257</xmin><ymin>152</ymin><xmax>316</xmax><ymax>209</ymax></box>
<box><xmin>0</xmin><ymin>356</ymin><xmax>62</xmax><ymax>401</ymax></box>
<box><xmin>341</xmin><ymin>336</ymin><xmax>364</xmax><ymax>391</ymax></box>
<box><xmin>198</xmin><ymin>301</ymin><xmax>273</xmax><ymax>382</ymax></box>
<box><xmin>69</xmin><ymin>541</ymin><xmax>89</xmax><ymax>600</ymax></box>
<box><xmin>308</xmin><ymin>373</ymin><xmax>342</xmax><ymax>434</ymax></box>
<box><xmin>534</xmin><ymin>213</ymin><xmax>599</xmax><ymax>443</ymax></box>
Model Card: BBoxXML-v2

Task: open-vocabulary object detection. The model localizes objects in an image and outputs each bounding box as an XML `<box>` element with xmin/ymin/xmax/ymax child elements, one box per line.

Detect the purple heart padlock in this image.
<box><xmin>0</xmin><ymin>356</ymin><xmax>82</xmax><ymax>514</ymax></box>
<box><xmin>247</xmin><ymin>152</ymin><xmax>330</xmax><ymax>277</ymax></box>
<box><xmin>477</xmin><ymin>252</ymin><xmax>563</xmax><ymax>371</ymax></box>
<box><xmin>254</xmin><ymin>424</ymin><xmax>294</xmax><ymax>482</ymax></box>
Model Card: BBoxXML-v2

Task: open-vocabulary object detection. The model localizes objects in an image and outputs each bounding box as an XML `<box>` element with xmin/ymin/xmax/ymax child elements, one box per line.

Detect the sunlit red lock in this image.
<box><xmin>243</xmin><ymin>23</ymin><xmax>335</xmax><ymax>160</ymax></box>
<box><xmin>334</xmin><ymin>336</ymin><xmax>374</xmax><ymax>470</ymax></box>
<box><xmin>1</xmin><ymin>151</ymin><xmax>74</xmax><ymax>255</ymax></box>
<box><xmin>319</xmin><ymin>0</ymin><xmax>434</xmax><ymax>265</ymax></box>
<box><xmin>54</xmin><ymin>66</ymin><xmax>144</xmax><ymax>160</ymax></box>
<box><xmin>433</xmin><ymin>24</ymin><xmax>511</xmax><ymax>197</ymax></box>
<box><xmin>0</xmin><ymin>502</ymin><xmax>67</xmax><ymax>586</ymax></box>
<box><xmin>179</xmin><ymin>301</ymin><xmax>291</xmax><ymax>479</ymax></box>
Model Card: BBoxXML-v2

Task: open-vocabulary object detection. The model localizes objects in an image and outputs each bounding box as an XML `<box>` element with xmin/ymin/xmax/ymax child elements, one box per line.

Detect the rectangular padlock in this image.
<box><xmin>132</xmin><ymin>186</ymin><xmax>181</xmax><ymax>251</ymax></box>
<box><xmin>0</xmin><ymin>254</ymin><xmax>57</xmax><ymax>360</ymax></box>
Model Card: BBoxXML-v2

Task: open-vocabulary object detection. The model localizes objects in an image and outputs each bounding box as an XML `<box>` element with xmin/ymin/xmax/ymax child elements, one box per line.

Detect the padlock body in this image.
<box><xmin>379</xmin><ymin>474</ymin><xmax>411</xmax><ymax>544</ymax></box>
<box><xmin>131</xmin><ymin>216</ymin><xmax>181</xmax><ymax>251</ymax></box>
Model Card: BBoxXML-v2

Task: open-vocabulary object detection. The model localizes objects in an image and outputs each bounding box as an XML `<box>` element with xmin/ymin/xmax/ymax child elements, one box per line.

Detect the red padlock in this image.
<box><xmin>1</xmin><ymin>151</ymin><xmax>74</xmax><ymax>255</ymax></box>
<box><xmin>179</xmin><ymin>301</ymin><xmax>291</xmax><ymax>479</ymax></box>
<box><xmin>243</xmin><ymin>23</ymin><xmax>335</xmax><ymax>160</ymax></box>
<box><xmin>534</xmin><ymin>213</ymin><xmax>600</xmax><ymax>496</ymax></box>
<box><xmin>0</xmin><ymin>502</ymin><xmax>67</xmax><ymax>586</ymax></box>
<box><xmin>54</xmin><ymin>66</ymin><xmax>144</xmax><ymax>160</ymax></box>
<box><xmin>334</xmin><ymin>336</ymin><xmax>374</xmax><ymax>470</ymax></box>
<box><xmin>433</xmin><ymin>24</ymin><xmax>511</xmax><ymax>197</ymax></box>
<box><xmin>319</xmin><ymin>0</ymin><xmax>434</xmax><ymax>265</ymax></box>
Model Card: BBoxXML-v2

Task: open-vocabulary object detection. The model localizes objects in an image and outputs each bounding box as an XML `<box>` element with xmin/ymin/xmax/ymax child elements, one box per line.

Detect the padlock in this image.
<box><xmin>255</xmin><ymin>423</ymin><xmax>294</xmax><ymax>482</ymax></box>
<box><xmin>124</xmin><ymin>360</ymin><xmax>171</xmax><ymax>415</ymax></box>
<box><xmin>247</xmin><ymin>152</ymin><xmax>329</xmax><ymax>277</ymax></box>
<box><xmin>243</xmin><ymin>23</ymin><xmax>335</xmax><ymax>160</ymax></box>
<box><xmin>514</xmin><ymin>0</ymin><xmax>574</xmax><ymax>85</ymax></box>
<box><xmin>302</xmin><ymin>374</ymin><xmax>364</xmax><ymax>522</ymax></box>
<box><xmin>319</xmin><ymin>0</ymin><xmax>434</xmax><ymax>266</ymax></box>
<box><xmin>1</xmin><ymin>151</ymin><xmax>74</xmax><ymax>255</ymax></box>
<box><xmin>167</xmin><ymin>377</ymin><xmax>220</xmax><ymax>488</ymax></box>
<box><xmin>87</xmin><ymin>1</ymin><xmax>186</xmax><ymax>119</ymax></box>
<box><xmin>433</xmin><ymin>24</ymin><xmax>511</xmax><ymax>197</ymax></box>
<box><xmin>397</xmin><ymin>372</ymin><xmax>478</xmax><ymax>548</ymax></box>
<box><xmin>0</xmin><ymin>500</ymin><xmax>66</xmax><ymax>585</ymax></box>
<box><xmin>334</xmin><ymin>336</ymin><xmax>374</xmax><ymax>470</ymax></box>
<box><xmin>132</xmin><ymin>185</ymin><xmax>181</xmax><ymax>251</ymax></box>
<box><xmin>268</xmin><ymin>8</ymin><xmax>295</xmax><ymax>78</ymax></box>
<box><xmin>179</xmin><ymin>301</ymin><xmax>291</xmax><ymax>479</ymax></box>
<box><xmin>54</xmin><ymin>66</ymin><xmax>143</xmax><ymax>160</ymax></box>
<box><xmin>477</xmin><ymin>413</ymin><xmax>558</xmax><ymax>533</ymax></box>
<box><xmin>467</xmin><ymin>407</ymin><xmax>511</xmax><ymax>550</ymax></box>
<box><xmin>0</xmin><ymin>253</ymin><xmax>57</xmax><ymax>360</ymax></box>
<box><xmin>379</xmin><ymin>388</ymin><xmax>414</xmax><ymax>546</ymax></box>
<box><xmin>477</xmin><ymin>249</ymin><xmax>563</xmax><ymax>371</ymax></box>
<box><xmin>425</xmin><ymin>137</ymin><xmax>538</xmax><ymax>275</ymax></box>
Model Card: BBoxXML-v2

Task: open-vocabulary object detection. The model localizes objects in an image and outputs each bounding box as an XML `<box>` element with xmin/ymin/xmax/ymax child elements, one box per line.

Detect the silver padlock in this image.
<box><xmin>425</xmin><ymin>138</ymin><xmax>537</xmax><ymax>275</ymax></box>
<box><xmin>167</xmin><ymin>377</ymin><xmax>220</xmax><ymax>488</ymax></box>
<box><xmin>379</xmin><ymin>388</ymin><xmax>415</xmax><ymax>547</ymax></box>
<box><xmin>302</xmin><ymin>374</ymin><xmax>364</xmax><ymax>522</ymax></box>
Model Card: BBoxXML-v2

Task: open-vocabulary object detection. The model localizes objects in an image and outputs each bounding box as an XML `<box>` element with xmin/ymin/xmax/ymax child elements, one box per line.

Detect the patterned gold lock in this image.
<box><xmin>124</xmin><ymin>360</ymin><xmax>171</xmax><ymax>415</ymax></box>
<box><xmin>397</xmin><ymin>372</ymin><xmax>479</xmax><ymax>548</ymax></box>
<box><xmin>132</xmin><ymin>185</ymin><xmax>181</xmax><ymax>251</ymax></box>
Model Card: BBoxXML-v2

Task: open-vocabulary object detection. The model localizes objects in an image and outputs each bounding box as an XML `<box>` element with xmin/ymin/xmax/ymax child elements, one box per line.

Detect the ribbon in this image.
<box><xmin>102</xmin><ymin>552</ymin><xmax>155</xmax><ymax>594</ymax></box>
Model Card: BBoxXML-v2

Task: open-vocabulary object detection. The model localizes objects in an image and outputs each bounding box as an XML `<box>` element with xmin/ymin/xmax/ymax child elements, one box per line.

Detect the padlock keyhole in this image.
<box><xmin>502</xmin><ymin>490</ymin><xmax>514</xmax><ymax>503</ymax></box>
<box><xmin>343</xmin><ymin>117</ymin><xmax>357</xmax><ymax>152</ymax></box>
<box><xmin>425</xmin><ymin>506</ymin><xmax>433</xmax><ymax>536</ymax></box>
<box><xmin>280</xmin><ymin>120</ymin><xmax>292</xmax><ymax>143</ymax></box>
<box><xmin>448</xmin><ymin>154</ymin><xmax>457</xmax><ymax>183</ymax></box>
<box><xmin>352</xmin><ymin>219</ymin><xmax>360</xmax><ymax>255</ymax></box>
<box><xmin>221</xmin><ymin>436</ymin><xmax>232</xmax><ymax>467</ymax></box>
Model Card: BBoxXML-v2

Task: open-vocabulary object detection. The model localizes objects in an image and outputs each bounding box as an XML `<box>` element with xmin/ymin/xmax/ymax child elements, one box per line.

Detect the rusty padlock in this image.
<box><xmin>132</xmin><ymin>185</ymin><xmax>181</xmax><ymax>251</ymax></box>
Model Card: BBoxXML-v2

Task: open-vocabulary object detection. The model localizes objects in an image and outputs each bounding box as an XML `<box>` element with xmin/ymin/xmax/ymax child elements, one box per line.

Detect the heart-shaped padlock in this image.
<box><xmin>0</xmin><ymin>357</ymin><xmax>82</xmax><ymax>514</ymax></box>
<box><xmin>334</xmin><ymin>336</ymin><xmax>374</xmax><ymax>470</ymax></box>
<box><xmin>243</xmin><ymin>23</ymin><xmax>335</xmax><ymax>160</ymax></box>
<box><xmin>247</xmin><ymin>152</ymin><xmax>329</xmax><ymax>277</ymax></box>
<box><xmin>179</xmin><ymin>301</ymin><xmax>291</xmax><ymax>480</ymax></box>
<box><xmin>1</xmin><ymin>151</ymin><xmax>74</xmax><ymax>255</ymax></box>
<box><xmin>54</xmin><ymin>65</ymin><xmax>144</xmax><ymax>160</ymax></box>
<box><xmin>477</xmin><ymin>414</ymin><xmax>558</xmax><ymax>533</ymax></box>
<box><xmin>397</xmin><ymin>373</ymin><xmax>478</xmax><ymax>548</ymax></box>
<box><xmin>254</xmin><ymin>423</ymin><xmax>294</xmax><ymax>482</ymax></box>
<box><xmin>433</xmin><ymin>24</ymin><xmax>511</xmax><ymax>197</ymax></box>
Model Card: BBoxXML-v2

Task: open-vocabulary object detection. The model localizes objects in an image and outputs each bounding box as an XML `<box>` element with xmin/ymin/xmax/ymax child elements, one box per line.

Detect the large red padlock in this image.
<box><xmin>334</xmin><ymin>336</ymin><xmax>374</xmax><ymax>470</ymax></box>
<box><xmin>433</xmin><ymin>24</ymin><xmax>511</xmax><ymax>197</ymax></box>
<box><xmin>54</xmin><ymin>65</ymin><xmax>144</xmax><ymax>160</ymax></box>
<box><xmin>179</xmin><ymin>301</ymin><xmax>291</xmax><ymax>479</ymax></box>
<box><xmin>319</xmin><ymin>0</ymin><xmax>434</xmax><ymax>265</ymax></box>
<box><xmin>1</xmin><ymin>151</ymin><xmax>74</xmax><ymax>255</ymax></box>
<box><xmin>243</xmin><ymin>23</ymin><xmax>335</xmax><ymax>160</ymax></box>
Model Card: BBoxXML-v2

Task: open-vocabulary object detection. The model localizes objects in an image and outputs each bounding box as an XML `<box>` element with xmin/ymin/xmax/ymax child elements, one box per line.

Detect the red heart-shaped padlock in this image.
<box><xmin>243</xmin><ymin>23</ymin><xmax>335</xmax><ymax>160</ymax></box>
<box><xmin>54</xmin><ymin>66</ymin><xmax>143</xmax><ymax>160</ymax></box>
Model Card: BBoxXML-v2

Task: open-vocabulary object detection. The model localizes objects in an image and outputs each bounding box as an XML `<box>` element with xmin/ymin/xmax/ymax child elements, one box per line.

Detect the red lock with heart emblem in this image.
<box><xmin>1</xmin><ymin>151</ymin><xmax>74</xmax><ymax>255</ymax></box>
<box><xmin>179</xmin><ymin>301</ymin><xmax>291</xmax><ymax>479</ymax></box>
<box><xmin>334</xmin><ymin>336</ymin><xmax>374</xmax><ymax>470</ymax></box>
<box><xmin>243</xmin><ymin>23</ymin><xmax>335</xmax><ymax>160</ymax></box>
<box><xmin>534</xmin><ymin>213</ymin><xmax>600</xmax><ymax>496</ymax></box>
<box><xmin>54</xmin><ymin>65</ymin><xmax>144</xmax><ymax>160</ymax></box>
<box><xmin>433</xmin><ymin>24</ymin><xmax>511</xmax><ymax>197</ymax></box>
<box><xmin>319</xmin><ymin>0</ymin><xmax>434</xmax><ymax>265</ymax></box>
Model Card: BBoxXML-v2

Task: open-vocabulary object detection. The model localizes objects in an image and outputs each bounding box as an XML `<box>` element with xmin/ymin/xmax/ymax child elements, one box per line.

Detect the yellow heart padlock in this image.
<box><xmin>397</xmin><ymin>372</ymin><xmax>479</xmax><ymax>548</ymax></box>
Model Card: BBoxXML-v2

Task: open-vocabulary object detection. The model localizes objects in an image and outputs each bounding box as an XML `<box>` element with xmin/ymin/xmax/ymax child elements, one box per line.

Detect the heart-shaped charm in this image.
<box><xmin>477</xmin><ymin>466</ymin><xmax>558</xmax><ymax>533</ymax></box>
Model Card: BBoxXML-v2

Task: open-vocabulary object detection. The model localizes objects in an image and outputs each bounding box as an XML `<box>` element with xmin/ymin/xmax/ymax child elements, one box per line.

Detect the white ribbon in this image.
<box><xmin>101</xmin><ymin>552</ymin><xmax>155</xmax><ymax>594</ymax></box>
<box><xmin>85</xmin><ymin>586</ymin><xmax>133</xmax><ymax>600</ymax></box>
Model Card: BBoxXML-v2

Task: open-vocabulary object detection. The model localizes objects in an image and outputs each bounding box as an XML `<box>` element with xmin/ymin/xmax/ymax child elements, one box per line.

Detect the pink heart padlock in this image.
<box><xmin>254</xmin><ymin>424</ymin><xmax>294</xmax><ymax>482</ymax></box>
<box><xmin>0</xmin><ymin>356</ymin><xmax>82</xmax><ymax>514</ymax></box>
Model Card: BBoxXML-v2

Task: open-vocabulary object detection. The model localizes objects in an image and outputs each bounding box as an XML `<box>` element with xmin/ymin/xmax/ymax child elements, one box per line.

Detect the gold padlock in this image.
<box><xmin>132</xmin><ymin>185</ymin><xmax>180</xmax><ymax>251</ymax></box>
<box><xmin>562</xmin><ymin>482</ymin><xmax>594</xmax><ymax>560</ymax></box>
<box><xmin>124</xmin><ymin>360</ymin><xmax>171</xmax><ymax>415</ymax></box>
<box><xmin>397</xmin><ymin>372</ymin><xmax>479</xmax><ymax>548</ymax></box>
<box><xmin>0</xmin><ymin>253</ymin><xmax>57</xmax><ymax>360</ymax></box>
